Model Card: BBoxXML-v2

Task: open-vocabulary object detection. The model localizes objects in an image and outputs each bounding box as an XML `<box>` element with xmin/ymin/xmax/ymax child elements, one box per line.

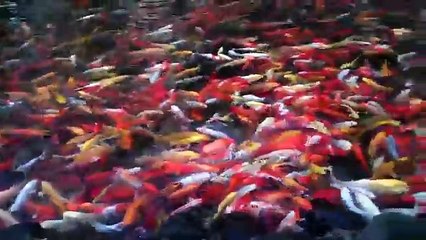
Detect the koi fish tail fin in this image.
<box><xmin>413</xmin><ymin>192</ymin><xmax>426</xmax><ymax>202</ymax></box>
<box><xmin>414</xmin><ymin>203</ymin><xmax>420</xmax><ymax>216</ymax></box>
<box><xmin>413</xmin><ymin>193</ymin><xmax>426</xmax><ymax>216</ymax></box>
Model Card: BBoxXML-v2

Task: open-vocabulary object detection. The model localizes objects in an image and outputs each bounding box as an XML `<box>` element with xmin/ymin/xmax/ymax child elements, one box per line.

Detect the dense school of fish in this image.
<box><xmin>0</xmin><ymin>4</ymin><xmax>425</xmax><ymax>240</ymax></box>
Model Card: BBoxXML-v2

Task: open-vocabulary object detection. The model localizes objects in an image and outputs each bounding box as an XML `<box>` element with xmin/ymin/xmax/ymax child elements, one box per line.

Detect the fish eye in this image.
<box><xmin>267</xmin><ymin>176</ymin><xmax>275</xmax><ymax>181</ymax></box>
<box><xmin>172</xmin><ymin>182</ymin><xmax>182</xmax><ymax>188</ymax></box>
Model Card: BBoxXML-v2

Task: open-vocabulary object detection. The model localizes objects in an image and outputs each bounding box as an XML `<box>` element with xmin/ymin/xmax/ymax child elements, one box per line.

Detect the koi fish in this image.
<box><xmin>175</xmin><ymin>172</ymin><xmax>217</xmax><ymax>188</ymax></box>
<box><xmin>214</xmin><ymin>192</ymin><xmax>238</xmax><ymax>219</ymax></box>
<box><xmin>41</xmin><ymin>181</ymin><xmax>68</xmax><ymax>213</ymax></box>
<box><xmin>276</xmin><ymin>211</ymin><xmax>303</xmax><ymax>232</ymax></box>
<box><xmin>10</xmin><ymin>180</ymin><xmax>38</xmax><ymax>213</ymax></box>
<box><xmin>341</xmin><ymin>187</ymin><xmax>380</xmax><ymax>220</ymax></box>
<box><xmin>123</xmin><ymin>195</ymin><xmax>150</xmax><ymax>226</ymax></box>
<box><xmin>73</xmin><ymin>145</ymin><xmax>112</xmax><ymax>164</ymax></box>
<box><xmin>161</xmin><ymin>150</ymin><xmax>200</xmax><ymax>162</ymax></box>
<box><xmin>62</xmin><ymin>211</ymin><xmax>99</xmax><ymax>224</ymax></box>
<box><xmin>83</xmin><ymin>66</ymin><xmax>115</xmax><ymax>80</ymax></box>
<box><xmin>170</xmin><ymin>198</ymin><xmax>203</xmax><ymax>216</ymax></box>
<box><xmin>331</xmin><ymin>173</ymin><xmax>409</xmax><ymax>196</ymax></box>
<box><xmin>156</xmin><ymin>131</ymin><xmax>210</xmax><ymax>146</ymax></box>
<box><xmin>96</xmin><ymin>75</ymin><xmax>132</xmax><ymax>89</ymax></box>
<box><xmin>372</xmin><ymin>161</ymin><xmax>397</xmax><ymax>179</ymax></box>
<box><xmin>16</xmin><ymin>150</ymin><xmax>49</xmax><ymax>173</ymax></box>
<box><xmin>368</xmin><ymin>131</ymin><xmax>387</xmax><ymax>157</ymax></box>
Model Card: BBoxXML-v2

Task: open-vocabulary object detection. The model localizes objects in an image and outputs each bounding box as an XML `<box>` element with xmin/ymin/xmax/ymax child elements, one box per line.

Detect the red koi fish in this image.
<box><xmin>169</xmin><ymin>183</ymin><xmax>200</xmax><ymax>202</ymax></box>
<box><xmin>352</xmin><ymin>143</ymin><xmax>370</xmax><ymax>172</ymax></box>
